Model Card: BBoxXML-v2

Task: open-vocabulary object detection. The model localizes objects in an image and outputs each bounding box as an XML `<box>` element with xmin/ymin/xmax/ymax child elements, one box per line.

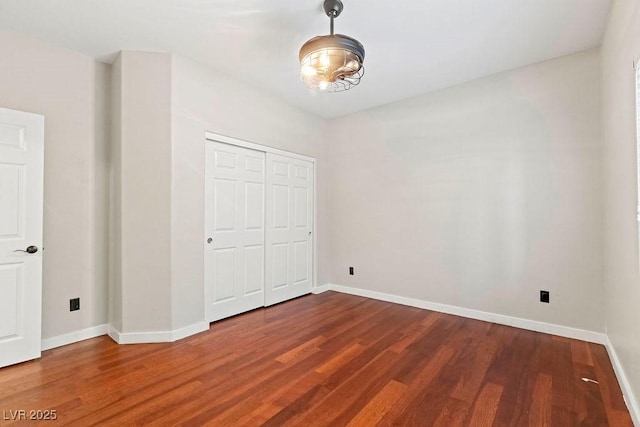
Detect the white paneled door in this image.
<box><xmin>265</xmin><ymin>153</ymin><xmax>314</xmax><ymax>306</ymax></box>
<box><xmin>205</xmin><ymin>142</ymin><xmax>266</xmax><ymax>322</ymax></box>
<box><xmin>0</xmin><ymin>108</ymin><xmax>44</xmax><ymax>368</ymax></box>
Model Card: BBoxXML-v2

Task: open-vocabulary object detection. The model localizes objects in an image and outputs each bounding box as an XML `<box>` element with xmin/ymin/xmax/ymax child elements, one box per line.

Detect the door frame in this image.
<box><xmin>204</xmin><ymin>132</ymin><xmax>319</xmax><ymax>305</ymax></box>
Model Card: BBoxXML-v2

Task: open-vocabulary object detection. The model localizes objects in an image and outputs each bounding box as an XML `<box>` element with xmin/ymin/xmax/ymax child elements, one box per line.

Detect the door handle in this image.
<box><xmin>14</xmin><ymin>245</ymin><xmax>38</xmax><ymax>254</ymax></box>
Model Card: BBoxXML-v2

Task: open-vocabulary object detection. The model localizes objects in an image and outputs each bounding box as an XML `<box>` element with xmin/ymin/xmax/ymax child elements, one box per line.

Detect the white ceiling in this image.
<box><xmin>0</xmin><ymin>0</ymin><xmax>611</xmax><ymax>118</ymax></box>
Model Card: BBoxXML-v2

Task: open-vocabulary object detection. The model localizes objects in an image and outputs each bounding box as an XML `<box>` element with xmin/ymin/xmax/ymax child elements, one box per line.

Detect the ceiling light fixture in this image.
<box><xmin>299</xmin><ymin>0</ymin><xmax>365</xmax><ymax>92</ymax></box>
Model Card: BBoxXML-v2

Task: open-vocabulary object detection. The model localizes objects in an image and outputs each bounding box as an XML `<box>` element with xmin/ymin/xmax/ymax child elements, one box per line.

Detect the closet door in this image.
<box><xmin>265</xmin><ymin>153</ymin><xmax>314</xmax><ymax>306</ymax></box>
<box><xmin>205</xmin><ymin>142</ymin><xmax>265</xmax><ymax>322</ymax></box>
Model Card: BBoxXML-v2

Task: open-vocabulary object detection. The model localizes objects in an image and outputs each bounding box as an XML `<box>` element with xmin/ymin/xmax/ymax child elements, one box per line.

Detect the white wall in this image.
<box><xmin>109</xmin><ymin>54</ymin><xmax>122</xmax><ymax>333</ymax></box>
<box><xmin>601</xmin><ymin>0</ymin><xmax>640</xmax><ymax>415</ymax></box>
<box><xmin>0</xmin><ymin>30</ymin><xmax>110</xmax><ymax>339</ymax></box>
<box><xmin>111</xmin><ymin>51</ymin><xmax>173</xmax><ymax>333</ymax></box>
<box><xmin>170</xmin><ymin>54</ymin><xmax>328</xmax><ymax>329</ymax></box>
<box><xmin>327</xmin><ymin>49</ymin><xmax>604</xmax><ymax>332</ymax></box>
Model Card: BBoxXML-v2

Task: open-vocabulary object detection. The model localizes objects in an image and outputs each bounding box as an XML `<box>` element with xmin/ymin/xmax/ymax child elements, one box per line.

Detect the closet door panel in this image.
<box><xmin>205</xmin><ymin>142</ymin><xmax>265</xmax><ymax>322</ymax></box>
<box><xmin>265</xmin><ymin>153</ymin><xmax>314</xmax><ymax>306</ymax></box>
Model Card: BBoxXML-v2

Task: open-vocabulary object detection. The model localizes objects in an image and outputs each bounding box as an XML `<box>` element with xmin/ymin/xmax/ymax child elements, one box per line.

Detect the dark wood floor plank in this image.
<box><xmin>389</xmin><ymin>311</ymin><xmax>439</xmax><ymax>353</ymax></box>
<box><xmin>571</xmin><ymin>340</ymin><xmax>594</xmax><ymax>366</ymax></box>
<box><xmin>0</xmin><ymin>292</ymin><xmax>632</xmax><ymax>426</ymax></box>
<box><xmin>450</xmin><ymin>327</ymin><xmax>501</xmax><ymax>402</ymax></box>
<box><xmin>293</xmin><ymin>350</ymin><xmax>404</xmax><ymax>426</ymax></box>
<box><xmin>314</xmin><ymin>342</ymin><xmax>365</xmax><ymax>375</ymax></box>
<box><xmin>528</xmin><ymin>373</ymin><xmax>552</xmax><ymax>426</ymax></box>
<box><xmin>377</xmin><ymin>344</ymin><xmax>457</xmax><ymax>425</ymax></box>
<box><xmin>345</xmin><ymin>380</ymin><xmax>406</xmax><ymax>426</ymax></box>
<box><xmin>573</xmin><ymin>362</ymin><xmax>610</xmax><ymax>425</ymax></box>
<box><xmin>548</xmin><ymin>337</ymin><xmax>580</xmax><ymax>425</ymax></box>
<box><xmin>588</xmin><ymin>342</ymin><xmax>634</xmax><ymax>427</ymax></box>
<box><xmin>260</xmin><ymin>384</ymin><xmax>331</xmax><ymax>426</ymax></box>
<box><xmin>433</xmin><ymin>396</ymin><xmax>471</xmax><ymax>427</ymax></box>
<box><xmin>467</xmin><ymin>382</ymin><xmax>503</xmax><ymax>426</ymax></box>
<box><xmin>391</xmin><ymin>321</ymin><xmax>484</xmax><ymax>426</ymax></box>
<box><xmin>481</xmin><ymin>328</ymin><xmax>539</xmax><ymax>426</ymax></box>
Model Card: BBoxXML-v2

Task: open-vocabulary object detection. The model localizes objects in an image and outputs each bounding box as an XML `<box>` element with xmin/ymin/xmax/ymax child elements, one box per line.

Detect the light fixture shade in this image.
<box><xmin>299</xmin><ymin>34</ymin><xmax>365</xmax><ymax>92</ymax></box>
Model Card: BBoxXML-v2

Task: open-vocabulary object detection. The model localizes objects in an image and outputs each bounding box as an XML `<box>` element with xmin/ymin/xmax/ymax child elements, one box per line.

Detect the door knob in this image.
<box><xmin>14</xmin><ymin>245</ymin><xmax>38</xmax><ymax>254</ymax></box>
<box><xmin>207</xmin><ymin>237</ymin><xmax>213</xmax><ymax>244</ymax></box>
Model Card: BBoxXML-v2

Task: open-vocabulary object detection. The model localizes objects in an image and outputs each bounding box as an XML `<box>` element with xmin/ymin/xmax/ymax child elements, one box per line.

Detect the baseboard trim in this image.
<box><xmin>107</xmin><ymin>322</ymin><xmax>209</xmax><ymax>345</ymax></box>
<box><xmin>172</xmin><ymin>322</ymin><xmax>210</xmax><ymax>341</ymax></box>
<box><xmin>41</xmin><ymin>324</ymin><xmax>109</xmax><ymax>351</ymax></box>
<box><xmin>605</xmin><ymin>336</ymin><xmax>640</xmax><ymax>426</ymax></box>
<box><xmin>312</xmin><ymin>284</ymin><xmax>330</xmax><ymax>294</ymax></box>
<box><xmin>327</xmin><ymin>284</ymin><xmax>606</xmax><ymax>344</ymax></box>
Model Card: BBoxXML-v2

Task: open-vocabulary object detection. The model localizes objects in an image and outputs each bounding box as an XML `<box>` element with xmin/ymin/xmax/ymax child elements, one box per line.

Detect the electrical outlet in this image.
<box><xmin>540</xmin><ymin>291</ymin><xmax>550</xmax><ymax>303</ymax></box>
<box><xmin>70</xmin><ymin>298</ymin><xmax>80</xmax><ymax>312</ymax></box>
<box><xmin>349</xmin><ymin>267</ymin><xmax>354</xmax><ymax>275</ymax></box>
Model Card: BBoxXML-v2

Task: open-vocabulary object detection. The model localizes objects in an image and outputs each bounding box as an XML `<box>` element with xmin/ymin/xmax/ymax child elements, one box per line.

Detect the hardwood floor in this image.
<box><xmin>0</xmin><ymin>292</ymin><xmax>632</xmax><ymax>426</ymax></box>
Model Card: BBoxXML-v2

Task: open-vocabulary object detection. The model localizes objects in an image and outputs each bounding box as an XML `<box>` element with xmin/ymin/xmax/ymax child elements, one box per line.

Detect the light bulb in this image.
<box><xmin>301</xmin><ymin>65</ymin><xmax>317</xmax><ymax>76</ymax></box>
<box><xmin>318</xmin><ymin>80</ymin><xmax>329</xmax><ymax>91</ymax></box>
<box><xmin>320</xmin><ymin>53</ymin><xmax>331</xmax><ymax>67</ymax></box>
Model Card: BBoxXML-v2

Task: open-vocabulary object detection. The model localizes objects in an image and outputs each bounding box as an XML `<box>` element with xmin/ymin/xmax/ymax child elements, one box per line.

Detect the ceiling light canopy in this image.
<box><xmin>299</xmin><ymin>0</ymin><xmax>365</xmax><ymax>92</ymax></box>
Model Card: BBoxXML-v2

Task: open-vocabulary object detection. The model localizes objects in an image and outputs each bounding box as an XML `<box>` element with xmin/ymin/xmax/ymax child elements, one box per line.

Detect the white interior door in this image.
<box><xmin>0</xmin><ymin>108</ymin><xmax>44</xmax><ymax>368</ymax></box>
<box><xmin>205</xmin><ymin>141</ymin><xmax>266</xmax><ymax>322</ymax></box>
<box><xmin>265</xmin><ymin>153</ymin><xmax>314</xmax><ymax>306</ymax></box>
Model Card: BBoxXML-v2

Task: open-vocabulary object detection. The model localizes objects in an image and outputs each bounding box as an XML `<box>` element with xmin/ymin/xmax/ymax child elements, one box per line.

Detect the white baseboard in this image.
<box><xmin>107</xmin><ymin>321</ymin><xmax>209</xmax><ymax>345</ymax></box>
<box><xmin>312</xmin><ymin>284</ymin><xmax>330</xmax><ymax>294</ymax></box>
<box><xmin>41</xmin><ymin>324</ymin><xmax>109</xmax><ymax>351</ymax></box>
<box><xmin>172</xmin><ymin>322</ymin><xmax>210</xmax><ymax>341</ymax></box>
<box><xmin>326</xmin><ymin>284</ymin><xmax>607</xmax><ymax>344</ymax></box>
<box><xmin>605</xmin><ymin>336</ymin><xmax>640</xmax><ymax>426</ymax></box>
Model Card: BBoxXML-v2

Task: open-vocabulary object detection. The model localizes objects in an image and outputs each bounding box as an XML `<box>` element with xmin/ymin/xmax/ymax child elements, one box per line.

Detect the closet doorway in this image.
<box><xmin>204</xmin><ymin>134</ymin><xmax>315</xmax><ymax>322</ymax></box>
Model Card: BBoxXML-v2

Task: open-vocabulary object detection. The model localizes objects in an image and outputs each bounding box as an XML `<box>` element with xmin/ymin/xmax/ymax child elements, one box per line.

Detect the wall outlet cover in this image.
<box><xmin>540</xmin><ymin>290</ymin><xmax>550</xmax><ymax>303</ymax></box>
